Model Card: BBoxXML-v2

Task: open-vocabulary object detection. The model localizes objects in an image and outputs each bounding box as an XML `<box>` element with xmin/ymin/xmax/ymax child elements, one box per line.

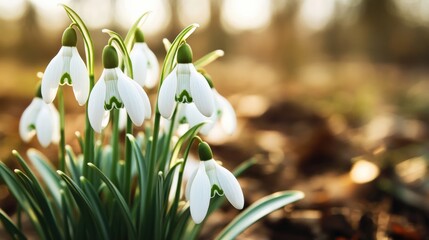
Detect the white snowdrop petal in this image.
<box><xmin>117</xmin><ymin>72</ymin><xmax>145</xmax><ymax>126</ymax></box>
<box><xmin>88</xmin><ymin>77</ymin><xmax>107</xmax><ymax>133</ymax></box>
<box><xmin>41</xmin><ymin>50</ymin><xmax>63</xmax><ymax>104</ymax></box>
<box><xmin>185</xmin><ymin>103</ymin><xmax>213</xmax><ymax>135</ymax></box>
<box><xmin>216</xmin><ymin>164</ymin><xmax>244</xmax><ymax>209</ymax></box>
<box><xmin>158</xmin><ymin>69</ymin><xmax>177</xmax><ymax>119</ymax></box>
<box><xmin>49</xmin><ymin>103</ymin><xmax>60</xmax><ymax>143</ymax></box>
<box><xmin>35</xmin><ymin>104</ymin><xmax>55</xmax><ymax>147</ymax></box>
<box><xmin>189</xmin><ymin>66</ymin><xmax>215</xmax><ymax>117</ymax></box>
<box><xmin>185</xmin><ymin>168</ymin><xmax>198</xmax><ymax>201</ymax></box>
<box><xmin>130</xmin><ymin>44</ymin><xmax>148</xmax><ymax>86</ymax></box>
<box><xmin>118</xmin><ymin>108</ymin><xmax>127</xmax><ymax>131</ymax></box>
<box><xmin>19</xmin><ymin>98</ymin><xmax>43</xmax><ymax>142</ymax></box>
<box><xmin>190</xmin><ymin>162</ymin><xmax>211</xmax><ymax>224</ymax></box>
<box><xmin>70</xmin><ymin>48</ymin><xmax>89</xmax><ymax>106</ymax></box>
<box><xmin>143</xmin><ymin>43</ymin><xmax>159</xmax><ymax>88</ymax></box>
<box><xmin>215</xmin><ymin>91</ymin><xmax>237</xmax><ymax>135</ymax></box>
<box><xmin>130</xmin><ymin>80</ymin><xmax>151</xmax><ymax>119</ymax></box>
<box><xmin>101</xmin><ymin>111</ymin><xmax>110</xmax><ymax>129</ymax></box>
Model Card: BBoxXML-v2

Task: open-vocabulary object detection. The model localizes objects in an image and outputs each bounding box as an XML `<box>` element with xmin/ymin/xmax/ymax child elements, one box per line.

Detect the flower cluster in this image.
<box><xmin>18</xmin><ymin>19</ymin><xmax>242</xmax><ymax>225</ymax></box>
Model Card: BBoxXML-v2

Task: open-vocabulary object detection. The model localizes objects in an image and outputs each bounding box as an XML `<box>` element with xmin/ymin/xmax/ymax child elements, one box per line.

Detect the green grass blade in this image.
<box><xmin>159</xmin><ymin>24</ymin><xmax>199</xmax><ymax>83</ymax></box>
<box><xmin>13</xmin><ymin>151</ymin><xmax>63</xmax><ymax>239</ymax></box>
<box><xmin>215</xmin><ymin>191</ymin><xmax>305</xmax><ymax>240</ymax></box>
<box><xmin>123</xmin><ymin>11</ymin><xmax>151</xmax><ymax>51</ymax></box>
<box><xmin>14</xmin><ymin>170</ymin><xmax>53</xmax><ymax>239</ymax></box>
<box><xmin>127</xmin><ymin>134</ymin><xmax>147</xmax><ymax>238</ymax></box>
<box><xmin>65</xmin><ymin>146</ymin><xmax>81</xmax><ymax>183</ymax></box>
<box><xmin>194</xmin><ymin>49</ymin><xmax>224</xmax><ymax>68</ymax></box>
<box><xmin>87</xmin><ymin>163</ymin><xmax>137</xmax><ymax>239</ymax></box>
<box><xmin>0</xmin><ymin>209</ymin><xmax>26</xmax><ymax>240</ymax></box>
<box><xmin>26</xmin><ymin>149</ymin><xmax>62</xmax><ymax>207</ymax></box>
<box><xmin>57</xmin><ymin>171</ymin><xmax>109</xmax><ymax>239</ymax></box>
<box><xmin>154</xmin><ymin>172</ymin><xmax>164</xmax><ymax>239</ymax></box>
<box><xmin>60</xmin><ymin>4</ymin><xmax>94</xmax><ymax>75</ymax></box>
<box><xmin>0</xmin><ymin>163</ymin><xmax>45</xmax><ymax>238</ymax></box>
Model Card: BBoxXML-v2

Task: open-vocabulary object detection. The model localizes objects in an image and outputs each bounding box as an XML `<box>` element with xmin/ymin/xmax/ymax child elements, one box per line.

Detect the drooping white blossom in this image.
<box><xmin>41</xmin><ymin>27</ymin><xmax>89</xmax><ymax>106</ymax></box>
<box><xmin>88</xmin><ymin>45</ymin><xmax>151</xmax><ymax>133</ymax></box>
<box><xmin>129</xmin><ymin>29</ymin><xmax>159</xmax><ymax>88</ymax></box>
<box><xmin>185</xmin><ymin>142</ymin><xmax>244</xmax><ymax>223</ymax></box>
<box><xmin>19</xmin><ymin>97</ymin><xmax>60</xmax><ymax>147</ymax></box>
<box><xmin>158</xmin><ymin>43</ymin><xmax>214</xmax><ymax>119</ymax></box>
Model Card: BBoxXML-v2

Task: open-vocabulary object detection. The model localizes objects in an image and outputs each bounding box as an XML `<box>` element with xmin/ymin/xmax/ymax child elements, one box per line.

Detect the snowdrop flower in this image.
<box><xmin>185</xmin><ymin>142</ymin><xmax>244</xmax><ymax>224</ymax></box>
<box><xmin>158</xmin><ymin>43</ymin><xmax>215</xmax><ymax>119</ymax></box>
<box><xmin>41</xmin><ymin>27</ymin><xmax>89</xmax><ymax>106</ymax></box>
<box><xmin>88</xmin><ymin>45</ymin><xmax>151</xmax><ymax>133</ymax></box>
<box><xmin>129</xmin><ymin>29</ymin><xmax>159</xmax><ymax>88</ymax></box>
<box><xmin>19</xmin><ymin>89</ymin><xmax>60</xmax><ymax>147</ymax></box>
<box><xmin>185</xmin><ymin>73</ymin><xmax>236</xmax><ymax>135</ymax></box>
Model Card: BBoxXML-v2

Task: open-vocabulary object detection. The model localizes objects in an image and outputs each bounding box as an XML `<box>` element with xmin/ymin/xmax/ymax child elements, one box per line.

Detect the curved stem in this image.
<box><xmin>58</xmin><ymin>87</ymin><xmax>66</xmax><ymax>172</ymax></box>
<box><xmin>111</xmin><ymin>109</ymin><xmax>120</xmax><ymax>181</ymax></box>
<box><xmin>124</xmin><ymin>116</ymin><xmax>133</xmax><ymax>204</ymax></box>
<box><xmin>61</xmin><ymin>4</ymin><xmax>96</xmax><ymax>177</ymax></box>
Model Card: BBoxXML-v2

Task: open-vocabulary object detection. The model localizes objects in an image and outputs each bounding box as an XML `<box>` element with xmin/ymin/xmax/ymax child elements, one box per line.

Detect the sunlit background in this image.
<box><xmin>1</xmin><ymin>0</ymin><xmax>429</xmax><ymax>239</ymax></box>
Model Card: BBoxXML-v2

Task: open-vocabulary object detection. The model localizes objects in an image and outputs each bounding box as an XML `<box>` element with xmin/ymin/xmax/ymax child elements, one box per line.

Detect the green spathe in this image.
<box><xmin>134</xmin><ymin>29</ymin><xmax>145</xmax><ymax>43</ymax></box>
<box><xmin>177</xmin><ymin>43</ymin><xmax>193</xmax><ymax>64</ymax></box>
<box><xmin>62</xmin><ymin>27</ymin><xmax>77</xmax><ymax>47</ymax></box>
<box><xmin>103</xmin><ymin>45</ymin><xmax>119</xmax><ymax>69</ymax></box>
<box><xmin>198</xmin><ymin>142</ymin><xmax>213</xmax><ymax>161</ymax></box>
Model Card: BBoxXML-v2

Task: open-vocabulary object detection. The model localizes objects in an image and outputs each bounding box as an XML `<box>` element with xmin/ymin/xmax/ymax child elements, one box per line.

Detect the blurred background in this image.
<box><xmin>1</xmin><ymin>0</ymin><xmax>429</xmax><ymax>239</ymax></box>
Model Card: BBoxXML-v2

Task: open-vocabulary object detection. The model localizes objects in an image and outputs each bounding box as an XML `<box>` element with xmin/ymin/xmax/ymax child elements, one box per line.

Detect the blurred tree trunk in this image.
<box><xmin>271</xmin><ymin>0</ymin><xmax>300</xmax><ymax>76</ymax></box>
<box><xmin>207</xmin><ymin>0</ymin><xmax>229</xmax><ymax>51</ymax></box>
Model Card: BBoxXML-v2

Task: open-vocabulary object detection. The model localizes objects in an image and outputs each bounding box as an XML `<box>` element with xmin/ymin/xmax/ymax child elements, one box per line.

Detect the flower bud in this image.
<box><xmin>177</xmin><ymin>43</ymin><xmax>193</xmax><ymax>64</ymax></box>
<box><xmin>198</xmin><ymin>141</ymin><xmax>213</xmax><ymax>161</ymax></box>
<box><xmin>103</xmin><ymin>45</ymin><xmax>119</xmax><ymax>69</ymax></box>
<box><xmin>61</xmin><ymin>27</ymin><xmax>77</xmax><ymax>47</ymax></box>
<box><xmin>199</xmin><ymin>70</ymin><xmax>214</xmax><ymax>88</ymax></box>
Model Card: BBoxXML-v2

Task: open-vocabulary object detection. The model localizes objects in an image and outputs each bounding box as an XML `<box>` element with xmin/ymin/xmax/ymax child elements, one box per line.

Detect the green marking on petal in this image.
<box><xmin>60</xmin><ymin>72</ymin><xmax>72</xmax><ymax>85</ymax></box>
<box><xmin>175</xmin><ymin>90</ymin><xmax>193</xmax><ymax>103</ymax></box>
<box><xmin>179</xmin><ymin>116</ymin><xmax>187</xmax><ymax>124</ymax></box>
<box><xmin>28</xmin><ymin>124</ymin><xmax>36</xmax><ymax>131</ymax></box>
<box><xmin>211</xmin><ymin>184</ymin><xmax>224</xmax><ymax>197</ymax></box>
<box><xmin>104</xmin><ymin>97</ymin><xmax>124</xmax><ymax>110</ymax></box>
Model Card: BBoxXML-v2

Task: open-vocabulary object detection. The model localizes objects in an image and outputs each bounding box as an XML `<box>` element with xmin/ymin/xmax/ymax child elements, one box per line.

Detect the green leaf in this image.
<box><xmin>65</xmin><ymin>146</ymin><xmax>81</xmax><ymax>183</ymax></box>
<box><xmin>87</xmin><ymin>163</ymin><xmax>137</xmax><ymax>239</ymax></box>
<box><xmin>123</xmin><ymin>11</ymin><xmax>151</xmax><ymax>51</ymax></box>
<box><xmin>0</xmin><ymin>163</ymin><xmax>45</xmax><ymax>238</ymax></box>
<box><xmin>127</xmin><ymin>134</ymin><xmax>147</xmax><ymax>238</ymax></box>
<box><xmin>102</xmin><ymin>29</ymin><xmax>133</xmax><ymax>78</ymax></box>
<box><xmin>159</xmin><ymin>24</ymin><xmax>199</xmax><ymax>85</ymax></box>
<box><xmin>13</xmin><ymin>151</ymin><xmax>62</xmax><ymax>239</ymax></box>
<box><xmin>154</xmin><ymin>172</ymin><xmax>165</xmax><ymax>239</ymax></box>
<box><xmin>57</xmin><ymin>171</ymin><xmax>109</xmax><ymax>239</ymax></box>
<box><xmin>13</xmin><ymin>170</ymin><xmax>55</xmax><ymax>239</ymax></box>
<box><xmin>0</xmin><ymin>209</ymin><xmax>26</xmax><ymax>240</ymax></box>
<box><xmin>215</xmin><ymin>191</ymin><xmax>305</xmax><ymax>240</ymax></box>
<box><xmin>194</xmin><ymin>49</ymin><xmax>224</xmax><ymax>68</ymax></box>
<box><xmin>26</xmin><ymin>149</ymin><xmax>62</xmax><ymax>207</ymax></box>
<box><xmin>60</xmin><ymin>4</ymin><xmax>94</xmax><ymax>75</ymax></box>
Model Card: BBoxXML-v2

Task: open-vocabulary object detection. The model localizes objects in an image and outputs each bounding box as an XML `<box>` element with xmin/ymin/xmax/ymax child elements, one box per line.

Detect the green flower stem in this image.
<box><xmin>103</xmin><ymin>30</ymin><xmax>134</xmax><ymax>203</ymax></box>
<box><xmin>61</xmin><ymin>4</ymin><xmax>95</xmax><ymax>178</ymax></box>
<box><xmin>111</xmin><ymin>109</ymin><xmax>120</xmax><ymax>181</ymax></box>
<box><xmin>123</xmin><ymin>116</ymin><xmax>133</xmax><ymax>203</ymax></box>
<box><xmin>159</xmin><ymin>108</ymin><xmax>178</xmax><ymax>171</ymax></box>
<box><xmin>168</xmin><ymin>136</ymin><xmax>197</xmax><ymax>231</ymax></box>
<box><xmin>58</xmin><ymin>87</ymin><xmax>66</xmax><ymax>172</ymax></box>
<box><xmin>83</xmin><ymin>77</ymin><xmax>95</xmax><ymax>179</ymax></box>
<box><xmin>151</xmin><ymin>24</ymin><xmax>199</xmax><ymax>168</ymax></box>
